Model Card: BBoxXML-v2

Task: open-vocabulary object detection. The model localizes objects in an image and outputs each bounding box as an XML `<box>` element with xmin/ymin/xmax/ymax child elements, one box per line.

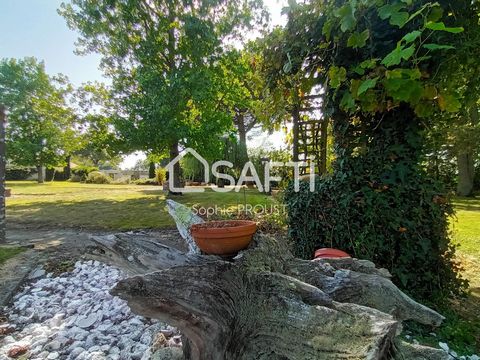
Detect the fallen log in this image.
<box><xmin>91</xmin><ymin>232</ymin><xmax>447</xmax><ymax>360</ymax></box>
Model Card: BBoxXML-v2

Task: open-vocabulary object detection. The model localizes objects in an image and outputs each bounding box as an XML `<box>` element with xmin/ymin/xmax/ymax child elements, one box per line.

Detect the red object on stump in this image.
<box><xmin>314</xmin><ymin>248</ymin><xmax>351</xmax><ymax>259</ymax></box>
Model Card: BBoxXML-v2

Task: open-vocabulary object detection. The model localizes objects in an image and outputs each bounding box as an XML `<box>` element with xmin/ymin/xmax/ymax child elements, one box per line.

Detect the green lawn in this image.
<box><xmin>0</xmin><ymin>246</ymin><xmax>25</xmax><ymax>265</ymax></box>
<box><xmin>451</xmin><ymin>197</ymin><xmax>480</xmax><ymax>289</ymax></box>
<box><xmin>5</xmin><ymin>181</ymin><xmax>276</xmax><ymax>230</ymax></box>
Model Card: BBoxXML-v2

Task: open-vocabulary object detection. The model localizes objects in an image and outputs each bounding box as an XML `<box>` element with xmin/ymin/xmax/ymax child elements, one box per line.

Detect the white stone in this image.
<box><xmin>0</xmin><ymin>260</ymin><xmax>176</xmax><ymax>360</ymax></box>
<box><xmin>75</xmin><ymin>314</ymin><xmax>99</xmax><ymax>329</ymax></box>
<box><xmin>439</xmin><ymin>342</ymin><xmax>449</xmax><ymax>352</ymax></box>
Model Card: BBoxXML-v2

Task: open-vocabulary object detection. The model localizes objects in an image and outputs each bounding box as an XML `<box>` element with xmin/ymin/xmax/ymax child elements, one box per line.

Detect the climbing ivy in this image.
<box><xmin>321</xmin><ymin>0</ymin><xmax>464</xmax><ymax>117</ymax></box>
<box><xmin>282</xmin><ymin>0</ymin><xmax>477</xmax><ymax>300</ymax></box>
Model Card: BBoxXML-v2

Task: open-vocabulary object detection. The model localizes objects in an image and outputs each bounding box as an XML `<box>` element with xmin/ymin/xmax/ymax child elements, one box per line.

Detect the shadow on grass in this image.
<box><xmin>452</xmin><ymin>197</ymin><xmax>480</xmax><ymax>211</ymax></box>
<box><xmin>7</xmin><ymin>197</ymin><xmax>173</xmax><ymax>230</ymax></box>
<box><xmin>7</xmin><ymin>191</ymin><xmax>277</xmax><ymax>230</ymax></box>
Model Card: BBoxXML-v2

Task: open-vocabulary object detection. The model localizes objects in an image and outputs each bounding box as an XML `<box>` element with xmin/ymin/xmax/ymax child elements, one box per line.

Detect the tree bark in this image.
<box><xmin>91</xmin><ymin>230</ymin><xmax>447</xmax><ymax>360</ymax></box>
<box><xmin>169</xmin><ymin>142</ymin><xmax>182</xmax><ymax>194</ymax></box>
<box><xmin>0</xmin><ymin>105</ymin><xmax>6</xmax><ymax>243</ymax></box>
<box><xmin>456</xmin><ymin>152</ymin><xmax>475</xmax><ymax>196</ymax></box>
<box><xmin>456</xmin><ymin>103</ymin><xmax>478</xmax><ymax>196</ymax></box>
<box><xmin>64</xmin><ymin>155</ymin><xmax>71</xmax><ymax>179</ymax></box>
<box><xmin>235</xmin><ymin>113</ymin><xmax>249</xmax><ymax>166</ymax></box>
<box><xmin>37</xmin><ymin>164</ymin><xmax>44</xmax><ymax>184</ymax></box>
<box><xmin>149</xmin><ymin>161</ymin><xmax>156</xmax><ymax>179</ymax></box>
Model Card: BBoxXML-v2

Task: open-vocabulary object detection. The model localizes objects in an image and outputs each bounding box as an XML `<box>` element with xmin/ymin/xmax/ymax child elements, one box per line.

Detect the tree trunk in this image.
<box><xmin>456</xmin><ymin>152</ymin><xmax>475</xmax><ymax>196</ymax></box>
<box><xmin>64</xmin><ymin>155</ymin><xmax>71</xmax><ymax>179</ymax></box>
<box><xmin>90</xmin><ymin>206</ymin><xmax>447</xmax><ymax>360</ymax></box>
<box><xmin>149</xmin><ymin>161</ymin><xmax>156</xmax><ymax>179</ymax></box>
<box><xmin>37</xmin><ymin>163</ymin><xmax>44</xmax><ymax>184</ymax></box>
<box><xmin>169</xmin><ymin>142</ymin><xmax>182</xmax><ymax>195</ymax></box>
<box><xmin>0</xmin><ymin>105</ymin><xmax>6</xmax><ymax>243</ymax></box>
<box><xmin>236</xmin><ymin>113</ymin><xmax>249</xmax><ymax>166</ymax></box>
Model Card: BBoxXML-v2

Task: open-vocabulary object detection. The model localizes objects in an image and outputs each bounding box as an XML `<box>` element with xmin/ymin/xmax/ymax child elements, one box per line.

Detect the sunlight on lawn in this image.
<box><xmin>451</xmin><ymin>197</ymin><xmax>480</xmax><ymax>289</ymax></box>
<box><xmin>5</xmin><ymin>181</ymin><xmax>276</xmax><ymax>230</ymax></box>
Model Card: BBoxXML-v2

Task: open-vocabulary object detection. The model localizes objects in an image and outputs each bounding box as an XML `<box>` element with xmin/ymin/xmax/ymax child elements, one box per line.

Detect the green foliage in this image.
<box><xmin>285</xmin><ymin>105</ymin><xmax>468</xmax><ymax>300</ymax></box>
<box><xmin>73</xmin><ymin>83</ymin><xmax>123</xmax><ymax>167</ymax></box>
<box><xmin>60</xmin><ymin>0</ymin><xmax>267</xmax><ymax>164</ymax></box>
<box><xmin>5</xmin><ymin>166</ymin><xmax>35</xmax><ymax>180</ymax></box>
<box><xmin>0</xmin><ymin>58</ymin><xmax>78</xmax><ymax>174</ymax></box>
<box><xmin>277</xmin><ymin>0</ymin><xmax>477</xmax><ymax>300</ymax></box>
<box><xmin>133</xmin><ymin>178</ymin><xmax>158</xmax><ymax>186</ymax></box>
<box><xmin>110</xmin><ymin>177</ymin><xmax>131</xmax><ymax>185</ymax></box>
<box><xmin>181</xmin><ymin>154</ymin><xmax>205</xmax><ymax>183</ymax></box>
<box><xmin>285</xmin><ymin>175</ymin><xmax>466</xmax><ymax>300</ymax></box>
<box><xmin>0</xmin><ymin>246</ymin><xmax>26</xmax><ymax>265</ymax></box>
<box><xmin>71</xmin><ymin>166</ymin><xmax>98</xmax><ymax>181</ymax></box>
<box><xmin>404</xmin><ymin>303</ymin><xmax>480</xmax><ymax>356</ymax></box>
<box><xmin>85</xmin><ymin>171</ymin><xmax>111</xmax><ymax>184</ymax></box>
<box><xmin>155</xmin><ymin>168</ymin><xmax>167</xmax><ymax>185</ymax></box>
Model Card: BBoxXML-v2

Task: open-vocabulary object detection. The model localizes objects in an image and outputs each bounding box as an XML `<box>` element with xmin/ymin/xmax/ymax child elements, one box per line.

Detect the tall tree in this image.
<box><xmin>0</xmin><ymin>58</ymin><xmax>77</xmax><ymax>183</ymax></box>
<box><xmin>60</xmin><ymin>0</ymin><xmax>267</xmax><ymax>190</ymax></box>
<box><xmin>73</xmin><ymin>82</ymin><xmax>123</xmax><ymax>168</ymax></box>
<box><xmin>217</xmin><ymin>48</ymin><xmax>266</xmax><ymax>166</ymax></box>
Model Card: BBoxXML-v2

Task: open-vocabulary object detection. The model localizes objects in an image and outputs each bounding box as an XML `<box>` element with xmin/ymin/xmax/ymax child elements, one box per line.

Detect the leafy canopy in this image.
<box><xmin>0</xmin><ymin>57</ymin><xmax>77</xmax><ymax>168</ymax></box>
<box><xmin>59</xmin><ymin>0</ymin><xmax>267</xmax><ymax>160</ymax></box>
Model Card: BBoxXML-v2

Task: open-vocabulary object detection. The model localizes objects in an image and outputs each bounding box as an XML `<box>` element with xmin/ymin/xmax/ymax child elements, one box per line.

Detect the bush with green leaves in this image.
<box><xmin>133</xmin><ymin>178</ymin><xmax>158</xmax><ymax>185</ymax></box>
<box><xmin>85</xmin><ymin>171</ymin><xmax>111</xmax><ymax>184</ymax></box>
<box><xmin>111</xmin><ymin>177</ymin><xmax>131</xmax><ymax>185</ymax></box>
<box><xmin>155</xmin><ymin>167</ymin><xmax>166</xmax><ymax>185</ymax></box>
<box><xmin>71</xmin><ymin>166</ymin><xmax>98</xmax><ymax>181</ymax></box>
<box><xmin>5</xmin><ymin>166</ymin><xmax>35</xmax><ymax>180</ymax></box>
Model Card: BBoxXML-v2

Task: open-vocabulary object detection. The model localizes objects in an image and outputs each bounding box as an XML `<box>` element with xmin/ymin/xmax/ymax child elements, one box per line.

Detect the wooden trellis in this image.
<box><xmin>297</xmin><ymin>118</ymin><xmax>328</xmax><ymax>175</ymax></box>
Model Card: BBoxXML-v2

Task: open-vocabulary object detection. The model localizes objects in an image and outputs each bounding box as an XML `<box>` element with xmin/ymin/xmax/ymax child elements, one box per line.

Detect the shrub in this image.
<box><xmin>85</xmin><ymin>171</ymin><xmax>111</xmax><ymax>184</ymax></box>
<box><xmin>5</xmin><ymin>166</ymin><xmax>35</xmax><ymax>180</ymax></box>
<box><xmin>71</xmin><ymin>166</ymin><xmax>98</xmax><ymax>181</ymax></box>
<box><xmin>111</xmin><ymin>177</ymin><xmax>131</xmax><ymax>185</ymax></box>
<box><xmin>69</xmin><ymin>174</ymin><xmax>83</xmax><ymax>182</ymax></box>
<box><xmin>134</xmin><ymin>178</ymin><xmax>158</xmax><ymax>185</ymax></box>
<box><xmin>285</xmin><ymin>174</ymin><xmax>467</xmax><ymax>302</ymax></box>
<box><xmin>155</xmin><ymin>168</ymin><xmax>166</xmax><ymax>185</ymax></box>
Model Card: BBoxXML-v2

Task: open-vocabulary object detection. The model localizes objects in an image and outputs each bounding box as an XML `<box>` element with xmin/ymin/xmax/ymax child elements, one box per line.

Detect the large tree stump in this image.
<box><xmin>91</xmin><ymin>232</ymin><xmax>448</xmax><ymax>360</ymax></box>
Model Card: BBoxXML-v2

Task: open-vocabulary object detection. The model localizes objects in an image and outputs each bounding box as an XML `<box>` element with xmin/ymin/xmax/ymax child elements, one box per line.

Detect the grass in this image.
<box><xmin>0</xmin><ymin>246</ymin><xmax>26</xmax><ymax>265</ymax></box>
<box><xmin>5</xmin><ymin>181</ymin><xmax>277</xmax><ymax>230</ymax></box>
<box><xmin>404</xmin><ymin>195</ymin><xmax>480</xmax><ymax>355</ymax></box>
<box><xmin>451</xmin><ymin>196</ymin><xmax>480</xmax><ymax>289</ymax></box>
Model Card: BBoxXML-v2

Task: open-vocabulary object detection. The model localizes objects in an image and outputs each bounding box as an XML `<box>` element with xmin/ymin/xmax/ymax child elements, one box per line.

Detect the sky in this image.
<box><xmin>0</xmin><ymin>0</ymin><xmax>288</xmax><ymax>168</ymax></box>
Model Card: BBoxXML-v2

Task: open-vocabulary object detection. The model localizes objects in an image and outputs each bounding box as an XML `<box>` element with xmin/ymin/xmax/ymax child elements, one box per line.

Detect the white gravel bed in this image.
<box><xmin>0</xmin><ymin>260</ymin><xmax>179</xmax><ymax>360</ymax></box>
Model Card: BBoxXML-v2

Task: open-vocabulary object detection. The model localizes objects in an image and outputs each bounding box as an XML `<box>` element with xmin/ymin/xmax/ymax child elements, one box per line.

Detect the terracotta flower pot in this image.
<box><xmin>190</xmin><ymin>220</ymin><xmax>257</xmax><ymax>256</ymax></box>
<box><xmin>314</xmin><ymin>248</ymin><xmax>350</xmax><ymax>259</ymax></box>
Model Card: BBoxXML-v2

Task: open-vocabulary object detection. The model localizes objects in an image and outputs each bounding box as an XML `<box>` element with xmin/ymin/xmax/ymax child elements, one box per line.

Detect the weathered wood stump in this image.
<box><xmin>91</xmin><ymin>231</ymin><xmax>448</xmax><ymax>360</ymax></box>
